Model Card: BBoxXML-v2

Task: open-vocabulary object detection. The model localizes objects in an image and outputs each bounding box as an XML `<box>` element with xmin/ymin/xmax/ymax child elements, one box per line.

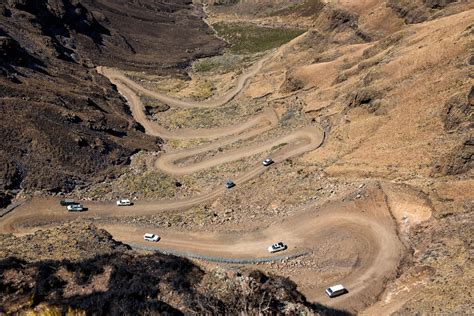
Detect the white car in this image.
<box><xmin>262</xmin><ymin>158</ymin><xmax>274</xmax><ymax>166</ymax></box>
<box><xmin>325</xmin><ymin>284</ymin><xmax>348</xmax><ymax>298</ymax></box>
<box><xmin>144</xmin><ymin>233</ymin><xmax>160</xmax><ymax>242</ymax></box>
<box><xmin>267</xmin><ymin>242</ymin><xmax>287</xmax><ymax>253</ymax></box>
<box><xmin>116</xmin><ymin>199</ymin><xmax>132</xmax><ymax>206</ymax></box>
<box><xmin>67</xmin><ymin>204</ymin><xmax>84</xmax><ymax>212</ymax></box>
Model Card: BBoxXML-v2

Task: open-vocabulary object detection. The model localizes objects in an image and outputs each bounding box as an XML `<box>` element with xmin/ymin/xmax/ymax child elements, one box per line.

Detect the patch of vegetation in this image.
<box><xmin>167</xmin><ymin>104</ymin><xmax>241</xmax><ymax>129</ymax></box>
<box><xmin>271</xmin><ymin>143</ymin><xmax>288</xmax><ymax>151</ymax></box>
<box><xmin>190</xmin><ymin>80</ymin><xmax>214</xmax><ymax>101</ymax></box>
<box><xmin>213</xmin><ymin>22</ymin><xmax>306</xmax><ymax>54</ymax></box>
<box><xmin>192</xmin><ymin>54</ymin><xmax>245</xmax><ymax>73</ymax></box>
<box><xmin>268</xmin><ymin>0</ymin><xmax>325</xmax><ymax>17</ymax></box>
<box><xmin>166</xmin><ymin>138</ymin><xmax>210</xmax><ymax>150</ymax></box>
<box><xmin>117</xmin><ymin>170</ymin><xmax>176</xmax><ymax>199</ymax></box>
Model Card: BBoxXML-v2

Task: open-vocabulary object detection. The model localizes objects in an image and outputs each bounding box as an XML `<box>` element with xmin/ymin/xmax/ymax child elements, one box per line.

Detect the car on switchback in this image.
<box><xmin>267</xmin><ymin>242</ymin><xmax>287</xmax><ymax>253</ymax></box>
<box><xmin>262</xmin><ymin>158</ymin><xmax>274</xmax><ymax>166</ymax></box>
<box><xmin>67</xmin><ymin>204</ymin><xmax>84</xmax><ymax>212</ymax></box>
<box><xmin>144</xmin><ymin>233</ymin><xmax>160</xmax><ymax>242</ymax></box>
<box><xmin>116</xmin><ymin>199</ymin><xmax>132</xmax><ymax>206</ymax></box>
<box><xmin>325</xmin><ymin>284</ymin><xmax>348</xmax><ymax>298</ymax></box>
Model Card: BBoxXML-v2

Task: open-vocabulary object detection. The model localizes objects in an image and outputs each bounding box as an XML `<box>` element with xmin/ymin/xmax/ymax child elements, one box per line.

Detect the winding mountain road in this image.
<box><xmin>98</xmin><ymin>52</ymin><xmax>270</xmax><ymax>109</ymax></box>
<box><xmin>2</xmin><ymin>40</ymin><xmax>406</xmax><ymax>313</ymax></box>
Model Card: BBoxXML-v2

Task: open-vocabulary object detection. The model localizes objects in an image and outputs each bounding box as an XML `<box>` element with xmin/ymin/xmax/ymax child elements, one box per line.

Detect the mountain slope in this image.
<box><xmin>0</xmin><ymin>0</ymin><xmax>225</xmax><ymax>205</ymax></box>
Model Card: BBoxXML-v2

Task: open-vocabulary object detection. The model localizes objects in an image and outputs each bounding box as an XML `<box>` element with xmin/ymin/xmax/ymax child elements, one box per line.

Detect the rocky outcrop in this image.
<box><xmin>423</xmin><ymin>0</ymin><xmax>458</xmax><ymax>9</ymax></box>
<box><xmin>434</xmin><ymin>137</ymin><xmax>474</xmax><ymax>176</ymax></box>
<box><xmin>346</xmin><ymin>87</ymin><xmax>384</xmax><ymax>113</ymax></box>
<box><xmin>441</xmin><ymin>87</ymin><xmax>474</xmax><ymax>131</ymax></box>
<box><xmin>387</xmin><ymin>0</ymin><xmax>459</xmax><ymax>24</ymax></box>
<box><xmin>280</xmin><ymin>73</ymin><xmax>304</xmax><ymax>93</ymax></box>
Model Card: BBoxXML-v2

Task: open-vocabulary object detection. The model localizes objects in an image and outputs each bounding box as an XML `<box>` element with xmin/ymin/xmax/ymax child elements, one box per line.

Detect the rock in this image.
<box><xmin>441</xmin><ymin>87</ymin><xmax>474</xmax><ymax>131</ymax></box>
<box><xmin>347</xmin><ymin>87</ymin><xmax>383</xmax><ymax>112</ymax></box>
<box><xmin>433</xmin><ymin>136</ymin><xmax>474</xmax><ymax>175</ymax></box>
<box><xmin>280</xmin><ymin>74</ymin><xmax>304</xmax><ymax>93</ymax></box>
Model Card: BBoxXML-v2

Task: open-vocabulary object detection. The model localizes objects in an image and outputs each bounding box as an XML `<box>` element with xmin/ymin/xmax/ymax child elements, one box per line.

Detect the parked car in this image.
<box><xmin>60</xmin><ymin>199</ymin><xmax>76</xmax><ymax>206</ymax></box>
<box><xmin>225</xmin><ymin>180</ymin><xmax>235</xmax><ymax>189</ymax></box>
<box><xmin>325</xmin><ymin>284</ymin><xmax>348</xmax><ymax>298</ymax></box>
<box><xmin>67</xmin><ymin>204</ymin><xmax>84</xmax><ymax>212</ymax></box>
<box><xmin>116</xmin><ymin>199</ymin><xmax>132</xmax><ymax>206</ymax></box>
<box><xmin>262</xmin><ymin>158</ymin><xmax>274</xmax><ymax>166</ymax></box>
<box><xmin>144</xmin><ymin>233</ymin><xmax>160</xmax><ymax>242</ymax></box>
<box><xmin>267</xmin><ymin>242</ymin><xmax>287</xmax><ymax>253</ymax></box>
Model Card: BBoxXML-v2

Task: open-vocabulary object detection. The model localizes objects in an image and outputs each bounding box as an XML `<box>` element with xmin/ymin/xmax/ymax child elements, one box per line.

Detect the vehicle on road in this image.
<box><xmin>262</xmin><ymin>158</ymin><xmax>274</xmax><ymax>166</ymax></box>
<box><xmin>225</xmin><ymin>180</ymin><xmax>235</xmax><ymax>189</ymax></box>
<box><xmin>144</xmin><ymin>233</ymin><xmax>160</xmax><ymax>242</ymax></box>
<box><xmin>267</xmin><ymin>242</ymin><xmax>287</xmax><ymax>253</ymax></box>
<box><xmin>60</xmin><ymin>199</ymin><xmax>76</xmax><ymax>206</ymax></box>
<box><xmin>325</xmin><ymin>284</ymin><xmax>348</xmax><ymax>298</ymax></box>
<box><xmin>116</xmin><ymin>199</ymin><xmax>132</xmax><ymax>206</ymax></box>
<box><xmin>67</xmin><ymin>204</ymin><xmax>84</xmax><ymax>212</ymax></box>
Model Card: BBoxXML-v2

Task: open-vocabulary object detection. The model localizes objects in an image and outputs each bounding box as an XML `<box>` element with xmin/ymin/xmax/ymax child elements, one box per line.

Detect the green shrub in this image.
<box><xmin>213</xmin><ymin>22</ymin><xmax>306</xmax><ymax>54</ymax></box>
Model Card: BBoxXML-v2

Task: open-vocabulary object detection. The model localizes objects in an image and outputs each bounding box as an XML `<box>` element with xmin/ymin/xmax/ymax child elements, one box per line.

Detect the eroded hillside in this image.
<box><xmin>0</xmin><ymin>0</ymin><xmax>225</xmax><ymax>206</ymax></box>
<box><xmin>197</xmin><ymin>0</ymin><xmax>473</xmax><ymax>313</ymax></box>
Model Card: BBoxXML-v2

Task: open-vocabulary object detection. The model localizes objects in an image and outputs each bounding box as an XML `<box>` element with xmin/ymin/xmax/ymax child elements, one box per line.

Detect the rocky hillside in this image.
<box><xmin>0</xmin><ymin>223</ymin><xmax>346</xmax><ymax>315</ymax></box>
<box><xmin>0</xmin><ymin>0</ymin><xmax>225</xmax><ymax>206</ymax></box>
<box><xmin>198</xmin><ymin>1</ymin><xmax>473</xmax><ymax>313</ymax></box>
<box><xmin>204</xmin><ymin>0</ymin><xmax>473</xmax><ymax>180</ymax></box>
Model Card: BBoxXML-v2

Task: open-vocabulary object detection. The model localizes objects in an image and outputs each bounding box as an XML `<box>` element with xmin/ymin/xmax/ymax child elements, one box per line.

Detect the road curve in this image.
<box><xmin>1</xmin><ymin>33</ymin><xmax>406</xmax><ymax>313</ymax></box>
<box><xmin>0</xmin><ymin>188</ymin><xmax>405</xmax><ymax>312</ymax></box>
<box><xmin>108</xmin><ymin>80</ymin><xmax>279</xmax><ymax>140</ymax></box>
<box><xmin>97</xmin><ymin>52</ymin><xmax>271</xmax><ymax>109</ymax></box>
<box><xmin>156</xmin><ymin>126</ymin><xmax>323</xmax><ymax>175</ymax></box>
<box><xmin>99</xmin><ymin>51</ymin><xmax>324</xmax><ymax>178</ymax></box>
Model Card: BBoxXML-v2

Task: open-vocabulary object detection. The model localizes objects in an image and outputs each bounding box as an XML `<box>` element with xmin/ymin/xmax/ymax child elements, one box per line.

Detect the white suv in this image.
<box><xmin>267</xmin><ymin>242</ymin><xmax>287</xmax><ymax>253</ymax></box>
<box><xmin>325</xmin><ymin>284</ymin><xmax>347</xmax><ymax>298</ymax></box>
<box><xmin>116</xmin><ymin>199</ymin><xmax>132</xmax><ymax>206</ymax></box>
<box><xmin>144</xmin><ymin>233</ymin><xmax>160</xmax><ymax>242</ymax></box>
<box><xmin>67</xmin><ymin>204</ymin><xmax>84</xmax><ymax>212</ymax></box>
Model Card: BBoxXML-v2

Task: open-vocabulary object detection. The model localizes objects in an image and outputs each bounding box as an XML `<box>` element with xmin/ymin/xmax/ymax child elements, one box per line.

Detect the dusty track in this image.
<box><xmin>2</xmin><ymin>42</ymin><xmax>406</xmax><ymax>313</ymax></box>
<box><xmin>98</xmin><ymin>52</ymin><xmax>271</xmax><ymax>109</ymax></box>
<box><xmin>0</xmin><ymin>188</ymin><xmax>405</xmax><ymax>312</ymax></box>
<box><xmin>102</xmin><ymin>79</ymin><xmax>279</xmax><ymax>140</ymax></box>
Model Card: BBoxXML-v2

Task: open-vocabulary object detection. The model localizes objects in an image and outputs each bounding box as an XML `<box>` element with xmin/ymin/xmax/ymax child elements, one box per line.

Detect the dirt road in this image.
<box><xmin>98</xmin><ymin>51</ymin><xmax>272</xmax><ymax>109</ymax></box>
<box><xmin>0</xmin><ymin>187</ymin><xmax>405</xmax><ymax>313</ymax></box>
<box><xmin>1</xmin><ymin>43</ymin><xmax>406</xmax><ymax>313</ymax></box>
<box><xmin>103</xmin><ymin>79</ymin><xmax>279</xmax><ymax>140</ymax></box>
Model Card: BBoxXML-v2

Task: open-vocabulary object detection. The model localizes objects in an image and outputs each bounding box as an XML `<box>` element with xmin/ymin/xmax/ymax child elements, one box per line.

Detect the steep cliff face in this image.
<box><xmin>0</xmin><ymin>0</ymin><xmax>224</xmax><ymax>201</ymax></box>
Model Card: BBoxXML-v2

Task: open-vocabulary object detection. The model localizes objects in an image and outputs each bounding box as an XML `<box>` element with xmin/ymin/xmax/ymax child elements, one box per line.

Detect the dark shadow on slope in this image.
<box><xmin>0</xmin><ymin>29</ymin><xmax>47</xmax><ymax>79</ymax></box>
<box><xmin>0</xmin><ymin>253</ymin><xmax>354</xmax><ymax>315</ymax></box>
<box><xmin>7</xmin><ymin>0</ymin><xmax>110</xmax><ymax>45</ymax></box>
<box><xmin>0</xmin><ymin>253</ymin><xmax>201</xmax><ymax>315</ymax></box>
